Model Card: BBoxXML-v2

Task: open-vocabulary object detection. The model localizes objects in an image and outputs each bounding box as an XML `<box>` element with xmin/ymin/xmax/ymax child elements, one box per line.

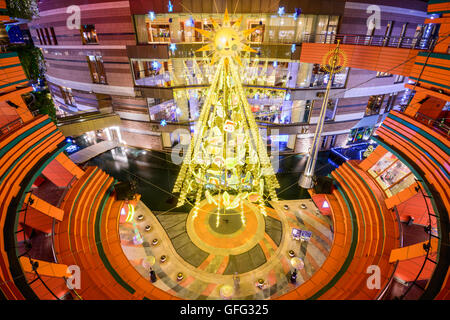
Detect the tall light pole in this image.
<box><xmin>299</xmin><ymin>41</ymin><xmax>345</xmax><ymax>189</ymax></box>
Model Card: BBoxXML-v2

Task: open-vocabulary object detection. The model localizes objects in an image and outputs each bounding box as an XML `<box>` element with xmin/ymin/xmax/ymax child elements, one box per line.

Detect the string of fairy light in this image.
<box><xmin>172</xmin><ymin>9</ymin><xmax>280</xmax><ymax>227</ymax></box>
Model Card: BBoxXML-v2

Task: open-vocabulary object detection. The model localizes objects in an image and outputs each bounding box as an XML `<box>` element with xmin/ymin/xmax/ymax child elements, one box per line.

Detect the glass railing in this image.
<box><xmin>302</xmin><ymin>33</ymin><xmax>437</xmax><ymax>50</ymax></box>
<box><xmin>397</xmin><ymin>180</ymin><xmax>439</xmax><ymax>300</ymax></box>
<box><xmin>15</xmin><ymin>177</ymin><xmax>83</xmax><ymax>300</ymax></box>
<box><xmin>0</xmin><ymin>118</ymin><xmax>23</xmax><ymax>138</ymax></box>
<box><xmin>414</xmin><ymin>113</ymin><xmax>450</xmax><ymax>138</ymax></box>
<box><xmin>375</xmin><ymin>204</ymin><xmax>403</xmax><ymax>300</ymax></box>
<box><xmin>16</xmin><ymin>191</ymin><xmax>67</xmax><ymax>300</ymax></box>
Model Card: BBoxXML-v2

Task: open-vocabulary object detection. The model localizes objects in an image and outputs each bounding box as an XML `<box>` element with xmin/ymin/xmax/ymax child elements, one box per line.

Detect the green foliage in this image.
<box><xmin>8</xmin><ymin>45</ymin><xmax>55</xmax><ymax>121</ymax></box>
<box><xmin>31</xmin><ymin>90</ymin><xmax>56</xmax><ymax>122</ymax></box>
<box><xmin>9</xmin><ymin>44</ymin><xmax>44</xmax><ymax>81</ymax></box>
<box><xmin>6</xmin><ymin>0</ymin><xmax>38</xmax><ymax>20</ymax></box>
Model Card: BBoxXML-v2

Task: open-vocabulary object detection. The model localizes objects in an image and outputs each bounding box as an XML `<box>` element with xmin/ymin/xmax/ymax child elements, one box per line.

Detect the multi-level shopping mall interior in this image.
<box><xmin>0</xmin><ymin>0</ymin><xmax>448</xmax><ymax>306</ymax></box>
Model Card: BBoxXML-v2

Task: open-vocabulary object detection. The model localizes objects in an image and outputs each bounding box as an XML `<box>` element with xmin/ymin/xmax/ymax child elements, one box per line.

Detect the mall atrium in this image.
<box><xmin>0</xmin><ymin>0</ymin><xmax>448</xmax><ymax>301</ymax></box>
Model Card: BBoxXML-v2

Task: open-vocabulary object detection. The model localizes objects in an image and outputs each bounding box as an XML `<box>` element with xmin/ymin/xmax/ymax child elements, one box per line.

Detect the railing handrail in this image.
<box><xmin>301</xmin><ymin>33</ymin><xmax>438</xmax><ymax>50</ymax></box>
<box><xmin>0</xmin><ymin>117</ymin><xmax>24</xmax><ymax>137</ymax></box>
<box><xmin>52</xmin><ymin>175</ymin><xmax>78</xmax><ymax>264</ymax></box>
<box><xmin>16</xmin><ymin>191</ymin><xmax>62</xmax><ymax>300</ymax></box>
<box><xmin>414</xmin><ymin>112</ymin><xmax>450</xmax><ymax>137</ymax></box>
<box><xmin>399</xmin><ymin>180</ymin><xmax>439</xmax><ymax>299</ymax></box>
<box><xmin>376</xmin><ymin>205</ymin><xmax>403</xmax><ymax>300</ymax></box>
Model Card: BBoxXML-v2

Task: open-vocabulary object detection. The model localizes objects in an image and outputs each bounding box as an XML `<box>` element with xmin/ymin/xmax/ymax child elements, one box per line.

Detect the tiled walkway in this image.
<box><xmin>119</xmin><ymin>199</ymin><xmax>333</xmax><ymax>300</ymax></box>
<box><xmin>69</xmin><ymin>140</ymin><xmax>121</xmax><ymax>164</ymax></box>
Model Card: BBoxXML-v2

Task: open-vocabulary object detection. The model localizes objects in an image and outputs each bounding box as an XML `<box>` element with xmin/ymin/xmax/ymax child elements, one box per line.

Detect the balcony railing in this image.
<box><xmin>398</xmin><ymin>180</ymin><xmax>439</xmax><ymax>300</ymax></box>
<box><xmin>16</xmin><ymin>191</ymin><xmax>64</xmax><ymax>300</ymax></box>
<box><xmin>0</xmin><ymin>118</ymin><xmax>24</xmax><ymax>138</ymax></box>
<box><xmin>414</xmin><ymin>112</ymin><xmax>450</xmax><ymax>137</ymax></box>
<box><xmin>302</xmin><ymin>33</ymin><xmax>437</xmax><ymax>50</ymax></box>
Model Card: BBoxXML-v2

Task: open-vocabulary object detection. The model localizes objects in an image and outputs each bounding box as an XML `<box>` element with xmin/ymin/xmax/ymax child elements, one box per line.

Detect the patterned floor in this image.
<box><xmin>119</xmin><ymin>199</ymin><xmax>333</xmax><ymax>300</ymax></box>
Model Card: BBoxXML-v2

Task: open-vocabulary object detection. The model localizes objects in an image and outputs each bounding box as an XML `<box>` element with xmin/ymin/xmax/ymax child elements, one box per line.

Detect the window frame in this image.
<box><xmin>87</xmin><ymin>55</ymin><xmax>107</xmax><ymax>84</ymax></box>
<box><xmin>50</xmin><ymin>27</ymin><xmax>58</xmax><ymax>45</ymax></box>
<box><xmin>80</xmin><ymin>24</ymin><xmax>99</xmax><ymax>45</ymax></box>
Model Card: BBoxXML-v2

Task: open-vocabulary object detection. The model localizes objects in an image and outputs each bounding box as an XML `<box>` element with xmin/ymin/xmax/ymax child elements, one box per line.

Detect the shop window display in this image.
<box><xmin>80</xmin><ymin>24</ymin><xmax>99</xmax><ymax>44</ymax></box>
<box><xmin>365</xmin><ymin>95</ymin><xmax>385</xmax><ymax>116</ymax></box>
<box><xmin>87</xmin><ymin>55</ymin><xmax>107</xmax><ymax>84</ymax></box>
<box><xmin>348</xmin><ymin>126</ymin><xmax>374</xmax><ymax>144</ymax></box>
<box><xmin>388</xmin><ymin>173</ymin><xmax>416</xmax><ymax>197</ymax></box>
<box><xmin>368</xmin><ymin>152</ymin><xmax>416</xmax><ymax>197</ymax></box>
<box><xmin>325</xmin><ymin>99</ymin><xmax>337</xmax><ymax>121</ymax></box>
<box><xmin>135</xmin><ymin>12</ymin><xmax>339</xmax><ymax>46</ymax></box>
<box><xmin>248</xmin><ymin>22</ymin><xmax>265</xmax><ymax>42</ymax></box>
<box><xmin>148</xmin><ymin>24</ymin><xmax>171</xmax><ymax>42</ymax></box>
<box><xmin>306</xmin><ymin>64</ymin><xmax>348</xmax><ymax>89</ymax></box>
<box><xmin>368</xmin><ymin>151</ymin><xmax>397</xmax><ymax>177</ymax></box>
<box><xmin>376</xmin><ymin>160</ymin><xmax>411</xmax><ymax>190</ymax></box>
<box><xmin>132</xmin><ymin>59</ymin><xmax>171</xmax><ymax>87</ymax></box>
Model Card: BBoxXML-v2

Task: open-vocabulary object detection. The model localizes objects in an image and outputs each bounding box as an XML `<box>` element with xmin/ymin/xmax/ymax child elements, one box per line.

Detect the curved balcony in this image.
<box><xmin>373</xmin><ymin>110</ymin><xmax>450</xmax><ymax>299</ymax></box>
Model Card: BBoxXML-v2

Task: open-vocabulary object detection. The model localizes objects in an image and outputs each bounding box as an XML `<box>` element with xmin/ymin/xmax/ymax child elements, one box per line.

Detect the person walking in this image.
<box><xmin>233</xmin><ymin>272</ymin><xmax>240</xmax><ymax>291</ymax></box>
<box><xmin>290</xmin><ymin>269</ymin><xmax>297</xmax><ymax>284</ymax></box>
<box><xmin>149</xmin><ymin>267</ymin><xmax>157</xmax><ymax>283</ymax></box>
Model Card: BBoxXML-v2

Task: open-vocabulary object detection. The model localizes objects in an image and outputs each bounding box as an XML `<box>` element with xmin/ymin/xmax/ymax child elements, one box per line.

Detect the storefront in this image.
<box><xmin>368</xmin><ymin>151</ymin><xmax>417</xmax><ymax>197</ymax></box>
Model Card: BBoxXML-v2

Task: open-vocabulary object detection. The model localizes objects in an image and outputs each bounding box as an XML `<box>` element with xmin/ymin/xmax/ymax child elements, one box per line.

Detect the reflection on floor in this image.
<box><xmin>119</xmin><ymin>199</ymin><xmax>333</xmax><ymax>300</ymax></box>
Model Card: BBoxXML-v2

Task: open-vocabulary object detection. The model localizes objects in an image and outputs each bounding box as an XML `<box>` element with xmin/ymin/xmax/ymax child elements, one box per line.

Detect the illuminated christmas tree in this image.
<box><xmin>173</xmin><ymin>10</ymin><xmax>279</xmax><ymax>226</ymax></box>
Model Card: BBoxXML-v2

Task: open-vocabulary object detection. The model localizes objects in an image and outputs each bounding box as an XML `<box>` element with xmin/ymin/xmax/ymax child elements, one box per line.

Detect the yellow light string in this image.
<box><xmin>240</xmin><ymin>199</ymin><xmax>246</xmax><ymax>226</ymax></box>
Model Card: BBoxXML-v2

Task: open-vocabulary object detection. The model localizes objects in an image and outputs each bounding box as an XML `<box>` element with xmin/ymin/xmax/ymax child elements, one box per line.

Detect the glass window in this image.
<box><xmin>325</xmin><ymin>99</ymin><xmax>337</xmax><ymax>121</ymax></box>
<box><xmin>394</xmin><ymin>74</ymin><xmax>405</xmax><ymax>83</ymax></box>
<box><xmin>87</xmin><ymin>56</ymin><xmax>107</xmax><ymax>84</ymax></box>
<box><xmin>50</xmin><ymin>27</ymin><xmax>57</xmax><ymax>45</ymax></box>
<box><xmin>388</xmin><ymin>173</ymin><xmax>415</xmax><ymax>197</ymax></box>
<box><xmin>248</xmin><ymin>22</ymin><xmax>264</xmax><ymax>42</ymax></box>
<box><xmin>321</xmin><ymin>136</ymin><xmax>328</xmax><ymax>149</ymax></box>
<box><xmin>316</xmin><ymin>15</ymin><xmax>330</xmax><ymax>43</ymax></box>
<box><xmin>149</xmin><ymin>24</ymin><xmax>171</xmax><ymax>42</ymax></box>
<box><xmin>44</xmin><ymin>28</ymin><xmax>51</xmax><ymax>45</ymax></box>
<box><xmin>303</xmin><ymin>100</ymin><xmax>313</xmax><ymax>123</ymax></box>
<box><xmin>376</xmin><ymin>71</ymin><xmax>392</xmax><ymax>78</ymax></box>
<box><xmin>365</xmin><ymin>95</ymin><xmax>385</xmax><ymax>116</ymax></box>
<box><xmin>39</xmin><ymin>29</ymin><xmax>47</xmax><ymax>45</ymax></box>
<box><xmin>307</xmin><ymin>64</ymin><xmax>348</xmax><ymax>88</ymax></box>
<box><xmin>362</xmin><ymin>127</ymin><xmax>374</xmax><ymax>140</ymax></box>
<box><xmin>81</xmin><ymin>25</ymin><xmax>99</xmax><ymax>44</ymax></box>
<box><xmin>278</xmin><ymin>17</ymin><xmax>295</xmax><ymax>43</ymax></box>
<box><xmin>36</xmin><ymin>28</ymin><xmax>43</xmax><ymax>45</ymax></box>
<box><xmin>296</xmin><ymin>15</ymin><xmax>316</xmax><ymax>43</ymax></box>
<box><xmin>148</xmin><ymin>99</ymin><xmax>179</xmax><ymax>122</ymax></box>
<box><xmin>384</xmin><ymin>92</ymin><xmax>398</xmax><ymax>113</ymax></box>
<box><xmin>131</xmin><ymin>59</ymin><xmax>171</xmax><ymax>87</ymax></box>
<box><xmin>330</xmin><ymin>135</ymin><xmax>337</xmax><ymax>147</ymax></box>
<box><xmin>60</xmin><ymin>87</ymin><xmax>76</xmax><ymax>106</ymax></box>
